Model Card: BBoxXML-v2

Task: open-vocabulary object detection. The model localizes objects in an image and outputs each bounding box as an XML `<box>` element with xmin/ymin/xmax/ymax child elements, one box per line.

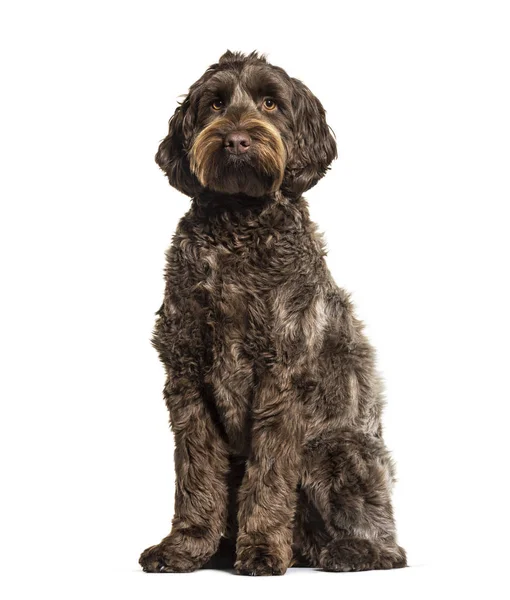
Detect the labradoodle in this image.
<box><xmin>139</xmin><ymin>51</ymin><xmax>406</xmax><ymax>576</ymax></box>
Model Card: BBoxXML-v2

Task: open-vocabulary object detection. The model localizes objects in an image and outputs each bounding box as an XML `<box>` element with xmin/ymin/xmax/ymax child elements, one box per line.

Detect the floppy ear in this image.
<box><xmin>282</xmin><ymin>78</ymin><xmax>337</xmax><ymax>198</ymax></box>
<box><xmin>155</xmin><ymin>95</ymin><xmax>200</xmax><ymax>197</ymax></box>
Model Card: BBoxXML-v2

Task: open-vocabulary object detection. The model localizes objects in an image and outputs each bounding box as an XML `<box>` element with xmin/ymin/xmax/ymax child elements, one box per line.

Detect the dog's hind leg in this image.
<box><xmin>301</xmin><ymin>431</ymin><xmax>407</xmax><ymax>572</ymax></box>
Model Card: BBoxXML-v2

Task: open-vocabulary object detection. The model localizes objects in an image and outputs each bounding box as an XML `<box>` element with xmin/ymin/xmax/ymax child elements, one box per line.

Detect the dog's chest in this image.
<box><xmin>197</xmin><ymin>242</ymin><xmax>274</xmax><ymax>454</ymax></box>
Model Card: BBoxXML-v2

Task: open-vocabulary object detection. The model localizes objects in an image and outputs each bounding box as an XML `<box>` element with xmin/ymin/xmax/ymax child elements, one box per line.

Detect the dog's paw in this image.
<box><xmin>139</xmin><ymin>542</ymin><xmax>201</xmax><ymax>573</ymax></box>
<box><xmin>319</xmin><ymin>538</ymin><xmax>381</xmax><ymax>572</ymax></box>
<box><xmin>376</xmin><ymin>544</ymin><xmax>407</xmax><ymax>570</ymax></box>
<box><xmin>235</xmin><ymin>544</ymin><xmax>289</xmax><ymax>576</ymax></box>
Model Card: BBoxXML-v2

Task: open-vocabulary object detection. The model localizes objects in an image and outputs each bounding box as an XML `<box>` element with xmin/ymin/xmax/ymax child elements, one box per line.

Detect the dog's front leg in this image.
<box><xmin>235</xmin><ymin>369</ymin><xmax>303</xmax><ymax>576</ymax></box>
<box><xmin>139</xmin><ymin>377</ymin><xmax>230</xmax><ymax>572</ymax></box>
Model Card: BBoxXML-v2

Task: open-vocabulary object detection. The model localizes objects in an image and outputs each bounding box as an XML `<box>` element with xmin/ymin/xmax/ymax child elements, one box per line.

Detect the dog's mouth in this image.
<box><xmin>189</xmin><ymin>116</ymin><xmax>286</xmax><ymax>197</ymax></box>
<box><xmin>225</xmin><ymin>152</ymin><xmax>252</xmax><ymax>166</ymax></box>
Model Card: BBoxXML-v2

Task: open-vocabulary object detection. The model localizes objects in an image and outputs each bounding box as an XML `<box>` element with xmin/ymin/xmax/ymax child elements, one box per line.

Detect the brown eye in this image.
<box><xmin>211</xmin><ymin>99</ymin><xmax>224</xmax><ymax>111</ymax></box>
<box><xmin>263</xmin><ymin>98</ymin><xmax>277</xmax><ymax>111</ymax></box>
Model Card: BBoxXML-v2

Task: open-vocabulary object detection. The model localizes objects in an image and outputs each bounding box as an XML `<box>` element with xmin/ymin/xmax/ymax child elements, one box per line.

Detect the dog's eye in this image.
<box><xmin>262</xmin><ymin>98</ymin><xmax>277</xmax><ymax>111</ymax></box>
<box><xmin>211</xmin><ymin>99</ymin><xmax>224</xmax><ymax>111</ymax></box>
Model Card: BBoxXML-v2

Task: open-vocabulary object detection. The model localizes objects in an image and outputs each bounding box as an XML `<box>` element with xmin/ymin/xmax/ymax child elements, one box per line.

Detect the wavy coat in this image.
<box><xmin>140</xmin><ymin>51</ymin><xmax>406</xmax><ymax>575</ymax></box>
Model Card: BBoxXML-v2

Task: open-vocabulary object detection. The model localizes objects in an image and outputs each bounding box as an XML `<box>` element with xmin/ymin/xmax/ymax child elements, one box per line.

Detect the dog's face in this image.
<box><xmin>156</xmin><ymin>51</ymin><xmax>337</xmax><ymax>199</ymax></box>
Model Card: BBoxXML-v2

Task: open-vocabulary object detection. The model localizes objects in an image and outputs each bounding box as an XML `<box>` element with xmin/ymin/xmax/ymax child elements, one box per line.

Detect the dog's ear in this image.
<box><xmin>282</xmin><ymin>78</ymin><xmax>337</xmax><ymax>198</ymax></box>
<box><xmin>155</xmin><ymin>95</ymin><xmax>200</xmax><ymax>197</ymax></box>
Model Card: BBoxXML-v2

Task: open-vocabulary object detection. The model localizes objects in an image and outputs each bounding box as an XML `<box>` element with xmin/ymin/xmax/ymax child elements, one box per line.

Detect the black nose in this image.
<box><xmin>224</xmin><ymin>131</ymin><xmax>251</xmax><ymax>155</ymax></box>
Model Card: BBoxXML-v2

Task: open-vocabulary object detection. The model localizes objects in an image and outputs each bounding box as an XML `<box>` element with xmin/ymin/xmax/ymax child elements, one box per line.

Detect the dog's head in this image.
<box><xmin>156</xmin><ymin>51</ymin><xmax>337</xmax><ymax>199</ymax></box>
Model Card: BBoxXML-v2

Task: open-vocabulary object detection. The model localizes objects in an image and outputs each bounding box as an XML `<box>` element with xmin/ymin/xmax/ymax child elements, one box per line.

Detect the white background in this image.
<box><xmin>1</xmin><ymin>1</ymin><xmax>509</xmax><ymax>598</ymax></box>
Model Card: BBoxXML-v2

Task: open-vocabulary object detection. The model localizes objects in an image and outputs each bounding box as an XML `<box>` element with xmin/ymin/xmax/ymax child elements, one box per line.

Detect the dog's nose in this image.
<box><xmin>224</xmin><ymin>131</ymin><xmax>251</xmax><ymax>155</ymax></box>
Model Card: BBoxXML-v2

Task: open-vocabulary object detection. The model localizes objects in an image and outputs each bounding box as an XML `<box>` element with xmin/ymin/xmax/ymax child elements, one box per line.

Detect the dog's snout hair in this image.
<box><xmin>189</xmin><ymin>112</ymin><xmax>286</xmax><ymax>196</ymax></box>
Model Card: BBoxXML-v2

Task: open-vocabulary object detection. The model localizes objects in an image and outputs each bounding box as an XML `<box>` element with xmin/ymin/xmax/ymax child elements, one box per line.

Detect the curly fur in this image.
<box><xmin>139</xmin><ymin>50</ymin><xmax>406</xmax><ymax>576</ymax></box>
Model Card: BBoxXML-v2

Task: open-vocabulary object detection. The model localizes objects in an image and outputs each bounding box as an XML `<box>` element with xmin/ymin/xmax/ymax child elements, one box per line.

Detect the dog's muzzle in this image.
<box><xmin>189</xmin><ymin>114</ymin><xmax>286</xmax><ymax>196</ymax></box>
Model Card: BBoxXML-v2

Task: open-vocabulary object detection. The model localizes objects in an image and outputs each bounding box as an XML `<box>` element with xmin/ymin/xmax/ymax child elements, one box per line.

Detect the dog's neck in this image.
<box><xmin>187</xmin><ymin>190</ymin><xmax>314</xmax><ymax>242</ymax></box>
<box><xmin>192</xmin><ymin>190</ymin><xmax>279</xmax><ymax>218</ymax></box>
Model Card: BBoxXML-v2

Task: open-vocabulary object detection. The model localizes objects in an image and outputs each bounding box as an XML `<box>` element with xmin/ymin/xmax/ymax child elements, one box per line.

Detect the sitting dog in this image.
<box><xmin>139</xmin><ymin>51</ymin><xmax>406</xmax><ymax>575</ymax></box>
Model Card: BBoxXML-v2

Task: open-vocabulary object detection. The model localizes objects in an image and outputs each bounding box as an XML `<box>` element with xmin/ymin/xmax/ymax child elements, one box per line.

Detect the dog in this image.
<box><xmin>139</xmin><ymin>51</ymin><xmax>406</xmax><ymax>575</ymax></box>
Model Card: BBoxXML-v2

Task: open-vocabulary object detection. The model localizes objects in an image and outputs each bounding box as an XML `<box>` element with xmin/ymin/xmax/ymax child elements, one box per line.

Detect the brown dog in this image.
<box><xmin>139</xmin><ymin>51</ymin><xmax>406</xmax><ymax>575</ymax></box>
